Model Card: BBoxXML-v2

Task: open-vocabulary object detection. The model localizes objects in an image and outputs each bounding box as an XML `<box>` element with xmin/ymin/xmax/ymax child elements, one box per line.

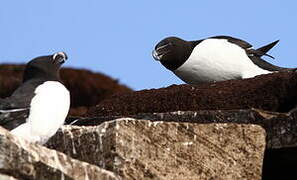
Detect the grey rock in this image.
<box><xmin>72</xmin><ymin>109</ymin><xmax>297</xmax><ymax>149</ymax></box>
<box><xmin>0</xmin><ymin>126</ymin><xmax>120</xmax><ymax>180</ymax></box>
<box><xmin>47</xmin><ymin>118</ymin><xmax>266</xmax><ymax>180</ymax></box>
<box><xmin>0</xmin><ymin>174</ymin><xmax>19</xmax><ymax>180</ymax></box>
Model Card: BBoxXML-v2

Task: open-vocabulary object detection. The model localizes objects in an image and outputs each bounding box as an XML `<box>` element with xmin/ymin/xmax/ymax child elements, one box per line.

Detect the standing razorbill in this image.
<box><xmin>152</xmin><ymin>36</ymin><xmax>296</xmax><ymax>84</ymax></box>
<box><xmin>0</xmin><ymin>52</ymin><xmax>70</xmax><ymax>144</ymax></box>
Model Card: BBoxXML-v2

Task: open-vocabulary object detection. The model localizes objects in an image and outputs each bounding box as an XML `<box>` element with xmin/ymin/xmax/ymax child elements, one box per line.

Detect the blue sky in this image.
<box><xmin>0</xmin><ymin>1</ymin><xmax>296</xmax><ymax>90</ymax></box>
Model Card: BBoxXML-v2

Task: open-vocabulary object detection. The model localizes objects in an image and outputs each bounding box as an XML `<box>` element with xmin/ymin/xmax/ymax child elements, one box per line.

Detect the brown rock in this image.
<box><xmin>74</xmin><ymin>109</ymin><xmax>297</xmax><ymax>149</ymax></box>
<box><xmin>47</xmin><ymin>119</ymin><xmax>266</xmax><ymax>180</ymax></box>
<box><xmin>69</xmin><ymin>109</ymin><xmax>297</xmax><ymax>179</ymax></box>
<box><xmin>0</xmin><ymin>174</ymin><xmax>19</xmax><ymax>180</ymax></box>
<box><xmin>0</xmin><ymin>64</ymin><xmax>132</xmax><ymax>116</ymax></box>
<box><xmin>87</xmin><ymin>72</ymin><xmax>297</xmax><ymax>116</ymax></box>
<box><xmin>0</xmin><ymin>126</ymin><xmax>120</xmax><ymax>180</ymax></box>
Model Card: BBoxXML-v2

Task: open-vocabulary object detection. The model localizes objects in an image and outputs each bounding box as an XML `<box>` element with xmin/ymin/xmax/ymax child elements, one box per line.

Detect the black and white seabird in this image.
<box><xmin>152</xmin><ymin>36</ymin><xmax>295</xmax><ymax>84</ymax></box>
<box><xmin>0</xmin><ymin>52</ymin><xmax>70</xmax><ymax>144</ymax></box>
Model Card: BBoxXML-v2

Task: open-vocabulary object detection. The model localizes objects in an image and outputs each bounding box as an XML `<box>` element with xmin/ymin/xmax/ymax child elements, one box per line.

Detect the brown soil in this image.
<box><xmin>87</xmin><ymin>72</ymin><xmax>297</xmax><ymax>117</ymax></box>
<box><xmin>0</xmin><ymin>64</ymin><xmax>132</xmax><ymax>116</ymax></box>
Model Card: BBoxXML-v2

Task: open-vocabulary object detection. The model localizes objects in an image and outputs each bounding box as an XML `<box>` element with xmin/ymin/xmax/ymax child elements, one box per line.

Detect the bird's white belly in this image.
<box><xmin>174</xmin><ymin>56</ymin><xmax>242</xmax><ymax>84</ymax></box>
<box><xmin>173</xmin><ymin>38</ymin><xmax>270</xmax><ymax>84</ymax></box>
<box><xmin>11</xmin><ymin>81</ymin><xmax>70</xmax><ymax>144</ymax></box>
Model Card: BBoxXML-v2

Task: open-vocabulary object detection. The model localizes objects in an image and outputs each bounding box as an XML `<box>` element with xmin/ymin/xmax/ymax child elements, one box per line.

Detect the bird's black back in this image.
<box><xmin>0</xmin><ymin>79</ymin><xmax>47</xmax><ymax>110</ymax></box>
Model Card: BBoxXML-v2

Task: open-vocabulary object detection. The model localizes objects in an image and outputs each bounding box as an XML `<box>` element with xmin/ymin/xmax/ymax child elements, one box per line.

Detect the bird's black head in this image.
<box><xmin>23</xmin><ymin>52</ymin><xmax>68</xmax><ymax>82</ymax></box>
<box><xmin>152</xmin><ymin>37</ymin><xmax>195</xmax><ymax>71</ymax></box>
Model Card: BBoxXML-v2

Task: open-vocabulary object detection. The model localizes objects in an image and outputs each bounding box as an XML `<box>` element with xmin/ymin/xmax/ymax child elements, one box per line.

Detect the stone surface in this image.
<box><xmin>87</xmin><ymin>72</ymin><xmax>297</xmax><ymax>116</ymax></box>
<box><xmin>67</xmin><ymin>110</ymin><xmax>297</xmax><ymax>179</ymax></box>
<box><xmin>71</xmin><ymin>109</ymin><xmax>297</xmax><ymax>149</ymax></box>
<box><xmin>0</xmin><ymin>127</ymin><xmax>120</xmax><ymax>180</ymax></box>
<box><xmin>0</xmin><ymin>64</ymin><xmax>132</xmax><ymax>116</ymax></box>
<box><xmin>0</xmin><ymin>173</ymin><xmax>19</xmax><ymax>180</ymax></box>
<box><xmin>47</xmin><ymin>119</ymin><xmax>266</xmax><ymax>180</ymax></box>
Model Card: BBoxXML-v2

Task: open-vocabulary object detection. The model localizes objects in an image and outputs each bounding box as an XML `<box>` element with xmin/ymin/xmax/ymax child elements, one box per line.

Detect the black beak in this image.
<box><xmin>152</xmin><ymin>50</ymin><xmax>160</xmax><ymax>61</ymax></box>
<box><xmin>53</xmin><ymin>52</ymin><xmax>68</xmax><ymax>64</ymax></box>
<box><xmin>152</xmin><ymin>43</ymin><xmax>172</xmax><ymax>61</ymax></box>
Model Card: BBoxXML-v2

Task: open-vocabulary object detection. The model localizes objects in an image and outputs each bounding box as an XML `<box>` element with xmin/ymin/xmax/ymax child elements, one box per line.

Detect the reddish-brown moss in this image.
<box><xmin>87</xmin><ymin>72</ymin><xmax>297</xmax><ymax>116</ymax></box>
<box><xmin>0</xmin><ymin>64</ymin><xmax>132</xmax><ymax>116</ymax></box>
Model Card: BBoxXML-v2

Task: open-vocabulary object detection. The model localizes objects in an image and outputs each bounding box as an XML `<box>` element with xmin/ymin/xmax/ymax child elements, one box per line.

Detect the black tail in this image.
<box><xmin>257</xmin><ymin>40</ymin><xmax>279</xmax><ymax>59</ymax></box>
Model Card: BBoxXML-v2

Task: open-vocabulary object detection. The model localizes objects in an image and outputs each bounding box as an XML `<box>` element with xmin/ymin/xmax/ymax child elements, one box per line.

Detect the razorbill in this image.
<box><xmin>152</xmin><ymin>36</ymin><xmax>295</xmax><ymax>84</ymax></box>
<box><xmin>0</xmin><ymin>52</ymin><xmax>70</xmax><ymax>144</ymax></box>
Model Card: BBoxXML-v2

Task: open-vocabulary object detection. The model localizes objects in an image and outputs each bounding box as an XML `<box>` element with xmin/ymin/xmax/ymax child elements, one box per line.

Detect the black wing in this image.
<box><xmin>211</xmin><ymin>35</ymin><xmax>278</xmax><ymax>58</ymax></box>
<box><xmin>211</xmin><ymin>36</ymin><xmax>294</xmax><ymax>71</ymax></box>
<box><xmin>211</xmin><ymin>35</ymin><xmax>252</xmax><ymax>49</ymax></box>
<box><xmin>0</xmin><ymin>79</ymin><xmax>44</xmax><ymax>110</ymax></box>
<box><xmin>0</xmin><ymin>79</ymin><xmax>43</xmax><ymax>130</ymax></box>
<box><xmin>0</xmin><ymin>96</ymin><xmax>30</xmax><ymax>130</ymax></box>
<box><xmin>0</xmin><ymin>109</ymin><xmax>29</xmax><ymax>130</ymax></box>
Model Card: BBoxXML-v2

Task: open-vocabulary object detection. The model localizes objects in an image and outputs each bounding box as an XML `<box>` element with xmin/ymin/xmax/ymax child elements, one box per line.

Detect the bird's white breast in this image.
<box><xmin>11</xmin><ymin>81</ymin><xmax>70</xmax><ymax>144</ymax></box>
<box><xmin>173</xmin><ymin>38</ymin><xmax>271</xmax><ymax>84</ymax></box>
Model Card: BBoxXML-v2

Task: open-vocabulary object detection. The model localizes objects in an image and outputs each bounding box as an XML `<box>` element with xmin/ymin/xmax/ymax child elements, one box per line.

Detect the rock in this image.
<box><xmin>0</xmin><ymin>64</ymin><xmax>132</xmax><ymax>116</ymax></box>
<box><xmin>47</xmin><ymin>119</ymin><xmax>266</xmax><ymax>180</ymax></box>
<box><xmin>0</xmin><ymin>126</ymin><xmax>120</xmax><ymax>180</ymax></box>
<box><xmin>68</xmin><ymin>110</ymin><xmax>297</xmax><ymax>179</ymax></box>
<box><xmin>0</xmin><ymin>174</ymin><xmax>19</xmax><ymax>180</ymax></box>
<box><xmin>87</xmin><ymin>72</ymin><xmax>297</xmax><ymax>116</ymax></box>
<box><xmin>72</xmin><ymin>109</ymin><xmax>297</xmax><ymax>149</ymax></box>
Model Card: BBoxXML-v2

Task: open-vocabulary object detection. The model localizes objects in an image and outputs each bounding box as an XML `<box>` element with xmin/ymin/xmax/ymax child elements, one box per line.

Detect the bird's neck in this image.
<box><xmin>23</xmin><ymin>68</ymin><xmax>61</xmax><ymax>83</ymax></box>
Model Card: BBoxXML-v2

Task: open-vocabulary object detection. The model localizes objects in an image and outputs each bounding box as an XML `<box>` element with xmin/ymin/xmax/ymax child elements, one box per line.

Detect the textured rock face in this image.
<box><xmin>87</xmin><ymin>72</ymin><xmax>297</xmax><ymax>116</ymax></box>
<box><xmin>47</xmin><ymin>119</ymin><xmax>266</xmax><ymax>180</ymax></box>
<box><xmin>67</xmin><ymin>109</ymin><xmax>297</xmax><ymax>179</ymax></box>
<box><xmin>0</xmin><ymin>174</ymin><xmax>19</xmax><ymax>180</ymax></box>
<box><xmin>0</xmin><ymin>127</ymin><xmax>119</xmax><ymax>180</ymax></box>
<box><xmin>73</xmin><ymin>109</ymin><xmax>297</xmax><ymax>149</ymax></box>
<box><xmin>0</xmin><ymin>64</ymin><xmax>132</xmax><ymax>116</ymax></box>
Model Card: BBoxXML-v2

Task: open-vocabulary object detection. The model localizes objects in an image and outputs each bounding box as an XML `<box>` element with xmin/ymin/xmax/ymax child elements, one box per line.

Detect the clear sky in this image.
<box><xmin>0</xmin><ymin>1</ymin><xmax>296</xmax><ymax>90</ymax></box>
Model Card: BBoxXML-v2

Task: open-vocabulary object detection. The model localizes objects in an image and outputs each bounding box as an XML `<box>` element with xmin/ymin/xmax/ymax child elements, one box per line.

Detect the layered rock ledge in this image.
<box><xmin>47</xmin><ymin>119</ymin><xmax>266</xmax><ymax>180</ymax></box>
<box><xmin>70</xmin><ymin>109</ymin><xmax>297</xmax><ymax>149</ymax></box>
<box><xmin>66</xmin><ymin>109</ymin><xmax>297</xmax><ymax>179</ymax></box>
<box><xmin>0</xmin><ymin>127</ymin><xmax>119</xmax><ymax>180</ymax></box>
